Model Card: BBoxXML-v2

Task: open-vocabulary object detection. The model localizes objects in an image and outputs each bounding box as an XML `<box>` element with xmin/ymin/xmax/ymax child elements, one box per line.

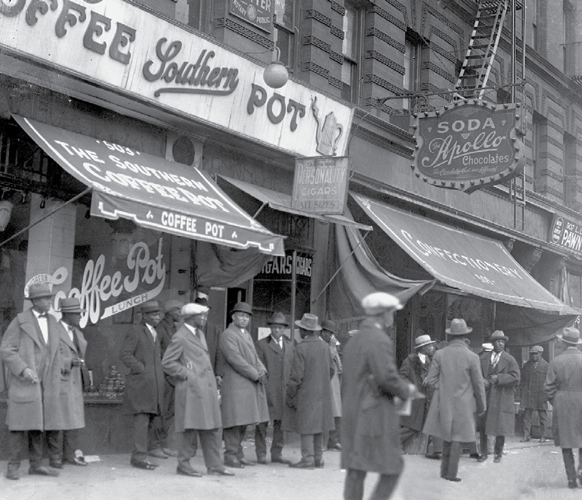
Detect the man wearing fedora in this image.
<box><xmin>478</xmin><ymin>329</ymin><xmax>520</xmax><ymax>463</ymax></box>
<box><xmin>1</xmin><ymin>282</ymin><xmax>63</xmax><ymax>480</ymax></box>
<box><xmin>320</xmin><ymin>319</ymin><xmax>342</xmax><ymax>452</ymax></box>
<box><xmin>254</xmin><ymin>311</ymin><xmax>294</xmax><ymax>465</ymax></box>
<box><xmin>162</xmin><ymin>303</ymin><xmax>234</xmax><ymax>477</ymax></box>
<box><xmin>341</xmin><ymin>292</ymin><xmax>417</xmax><ymax>499</ymax></box>
<box><xmin>151</xmin><ymin>299</ymin><xmax>184</xmax><ymax>459</ymax></box>
<box><xmin>120</xmin><ymin>300</ymin><xmax>165</xmax><ymax>470</ymax></box>
<box><xmin>218</xmin><ymin>301</ymin><xmax>269</xmax><ymax>468</ymax></box>
<box><xmin>519</xmin><ymin>345</ymin><xmax>549</xmax><ymax>443</ymax></box>
<box><xmin>285</xmin><ymin>313</ymin><xmax>334</xmax><ymax>469</ymax></box>
<box><xmin>545</xmin><ymin>327</ymin><xmax>582</xmax><ymax>489</ymax></box>
<box><xmin>56</xmin><ymin>297</ymin><xmax>89</xmax><ymax>467</ymax></box>
<box><xmin>399</xmin><ymin>332</ymin><xmax>442</xmax><ymax>459</ymax></box>
<box><xmin>423</xmin><ymin>318</ymin><xmax>486</xmax><ymax>482</ymax></box>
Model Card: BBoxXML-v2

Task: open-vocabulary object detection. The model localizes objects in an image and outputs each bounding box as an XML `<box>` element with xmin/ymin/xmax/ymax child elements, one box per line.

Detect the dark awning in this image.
<box><xmin>352</xmin><ymin>193</ymin><xmax>578</xmax><ymax>314</ymax></box>
<box><xmin>219</xmin><ymin>176</ymin><xmax>373</xmax><ymax>231</ymax></box>
<box><xmin>14</xmin><ymin>116</ymin><xmax>284</xmax><ymax>256</ymax></box>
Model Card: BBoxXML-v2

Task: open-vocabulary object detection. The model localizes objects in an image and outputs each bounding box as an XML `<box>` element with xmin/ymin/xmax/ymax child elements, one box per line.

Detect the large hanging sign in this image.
<box><xmin>549</xmin><ymin>214</ymin><xmax>582</xmax><ymax>256</ymax></box>
<box><xmin>411</xmin><ymin>101</ymin><xmax>525</xmax><ymax>193</ymax></box>
<box><xmin>255</xmin><ymin>249</ymin><xmax>313</xmax><ymax>283</ymax></box>
<box><xmin>230</xmin><ymin>0</ymin><xmax>273</xmax><ymax>32</ymax></box>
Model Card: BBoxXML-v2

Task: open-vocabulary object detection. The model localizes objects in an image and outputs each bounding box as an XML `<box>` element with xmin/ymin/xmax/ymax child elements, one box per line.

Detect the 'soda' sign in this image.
<box><xmin>411</xmin><ymin>101</ymin><xmax>525</xmax><ymax>193</ymax></box>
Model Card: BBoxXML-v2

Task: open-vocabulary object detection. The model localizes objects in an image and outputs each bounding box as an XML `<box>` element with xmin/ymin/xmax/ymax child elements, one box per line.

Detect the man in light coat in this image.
<box><xmin>120</xmin><ymin>300</ymin><xmax>165</xmax><ymax>470</ymax></box>
<box><xmin>477</xmin><ymin>330</ymin><xmax>520</xmax><ymax>463</ymax></box>
<box><xmin>520</xmin><ymin>345</ymin><xmax>549</xmax><ymax>443</ymax></box>
<box><xmin>1</xmin><ymin>283</ymin><xmax>62</xmax><ymax>480</ymax></box>
<box><xmin>320</xmin><ymin>319</ymin><xmax>342</xmax><ymax>451</ymax></box>
<box><xmin>341</xmin><ymin>292</ymin><xmax>416</xmax><ymax>500</ymax></box>
<box><xmin>56</xmin><ymin>297</ymin><xmax>89</xmax><ymax>467</ymax></box>
<box><xmin>218</xmin><ymin>301</ymin><xmax>269</xmax><ymax>468</ymax></box>
<box><xmin>286</xmin><ymin>313</ymin><xmax>334</xmax><ymax>469</ymax></box>
<box><xmin>162</xmin><ymin>303</ymin><xmax>234</xmax><ymax>477</ymax></box>
<box><xmin>545</xmin><ymin>327</ymin><xmax>582</xmax><ymax>489</ymax></box>
<box><xmin>254</xmin><ymin>311</ymin><xmax>294</xmax><ymax>464</ymax></box>
<box><xmin>423</xmin><ymin>318</ymin><xmax>486</xmax><ymax>482</ymax></box>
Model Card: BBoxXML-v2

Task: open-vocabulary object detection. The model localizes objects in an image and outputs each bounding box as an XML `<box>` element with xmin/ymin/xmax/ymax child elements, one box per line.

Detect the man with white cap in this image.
<box><xmin>545</xmin><ymin>327</ymin><xmax>582</xmax><ymax>488</ymax></box>
<box><xmin>399</xmin><ymin>331</ymin><xmax>442</xmax><ymax>459</ymax></box>
<box><xmin>341</xmin><ymin>292</ymin><xmax>418</xmax><ymax>500</ymax></box>
<box><xmin>519</xmin><ymin>345</ymin><xmax>549</xmax><ymax>443</ymax></box>
<box><xmin>162</xmin><ymin>303</ymin><xmax>234</xmax><ymax>477</ymax></box>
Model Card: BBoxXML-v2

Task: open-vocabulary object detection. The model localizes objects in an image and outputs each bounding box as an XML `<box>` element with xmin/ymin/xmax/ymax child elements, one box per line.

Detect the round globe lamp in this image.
<box><xmin>263</xmin><ymin>60</ymin><xmax>289</xmax><ymax>89</ymax></box>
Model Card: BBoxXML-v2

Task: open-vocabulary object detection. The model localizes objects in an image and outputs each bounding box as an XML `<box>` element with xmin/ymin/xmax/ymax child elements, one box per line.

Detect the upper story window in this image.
<box><xmin>275</xmin><ymin>1</ymin><xmax>297</xmax><ymax>71</ymax></box>
<box><xmin>403</xmin><ymin>29</ymin><xmax>428</xmax><ymax>111</ymax></box>
<box><xmin>341</xmin><ymin>4</ymin><xmax>361</xmax><ymax>102</ymax></box>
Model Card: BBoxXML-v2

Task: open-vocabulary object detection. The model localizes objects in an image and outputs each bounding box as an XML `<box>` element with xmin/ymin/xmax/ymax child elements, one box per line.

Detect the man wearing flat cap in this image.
<box><xmin>254</xmin><ymin>311</ymin><xmax>294</xmax><ymax>464</ymax></box>
<box><xmin>342</xmin><ymin>292</ymin><xmax>418</xmax><ymax>499</ymax></box>
<box><xmin>399</xmin><ymin>332</ymin><xmax>442</xmax><ymax>459</ymax></box>
<box><xmin>1</xmin><ymin>283</ymin><xmax>63</xmax><ymax>480</ymax></box>
<box><xmin>423</xmin><ymin>318</ymin><xmax>486</xmax><ymax>482</ymax></box>
<box><xmin>477</xmin><ymin>330</ymin><xmax>520</xmax><ymax>463</ymax></box>
<box><xmin>151</xmin><ymin>299</ymin><xmax>184</xmax><ymax>459</ymax></box>
<box><xmin>545</xmin><ymin>327</ymin><xmax>582</xmax><ymax>488</ymax></box>
<box><xmin>162</xmin><ymin>303</ymin><xmax>234</xmax><ymax>477</ymax></box>
<box><xmin>218</xmin><ymin>302</ymin><xmax>269</xmax><ymax>468</ymax></box>
<box><xmin>286</xmin><ymin>313</ymin><xmax>334</xmax><ymax>469</ymax></box>
<box><xmin>120</xmin><ymin>300</ymin><xmax>165</xmax><ymax>470</ymax></box>
<box><xmin>519</xmin><ymin>345</ymin><xmax>549</xmax><ymax>443</ymax></box>
<box><xmin>320</xmin><ymin>319</ymin><xmax>342</xmax><ymax>451</ymax></box>
<box><xmin>56</xmin><ymin>297</ymin><xmax>89</xmax><ymax>467</ymax></box>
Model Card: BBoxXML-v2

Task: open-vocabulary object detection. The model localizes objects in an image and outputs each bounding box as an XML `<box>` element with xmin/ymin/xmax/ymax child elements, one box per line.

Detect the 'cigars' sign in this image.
<box><xmin>411</xmin><ymin>101</ymin><xmax>525</xmax><ymax>193</ymax></box>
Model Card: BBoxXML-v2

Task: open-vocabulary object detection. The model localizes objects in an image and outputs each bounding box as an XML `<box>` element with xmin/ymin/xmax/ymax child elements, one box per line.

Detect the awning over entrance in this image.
<box><xmin>219</xmin><ymin>176</ymin><xmax>373</xmax><ymax>231</ymax></box>
<box><xmin>14</xmin><ymin>116</ymin><xmax>285</xmax><ymax>256</ymax></box>
<box><xmin>352</xmin><ymin>193</ymin><xmax>578</xmax><ymax>314</ymax></box>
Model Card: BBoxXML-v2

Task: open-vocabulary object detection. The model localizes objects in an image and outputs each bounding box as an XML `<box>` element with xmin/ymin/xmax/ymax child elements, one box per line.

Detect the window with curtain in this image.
<box><xmin>341</xmin><ymin>4</ymin><xmax>361</xmax><ymax>102</ymax></box>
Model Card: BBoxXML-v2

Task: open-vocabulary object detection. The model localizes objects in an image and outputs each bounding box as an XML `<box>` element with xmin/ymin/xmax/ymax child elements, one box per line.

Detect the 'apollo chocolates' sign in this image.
<box><xmin>411</xmin><ymin>101</ymin><xmax>525</xmax><ymax>193</ymax></box>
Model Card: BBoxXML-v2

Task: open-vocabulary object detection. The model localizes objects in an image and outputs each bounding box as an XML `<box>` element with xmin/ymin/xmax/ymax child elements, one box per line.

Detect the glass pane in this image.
<box><xmin>343</xmin><ymin>7</ymin><xmax>355</xmax><ymax>58</ymax></box>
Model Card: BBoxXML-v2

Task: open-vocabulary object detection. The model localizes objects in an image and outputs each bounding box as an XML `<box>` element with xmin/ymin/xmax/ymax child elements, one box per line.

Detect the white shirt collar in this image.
<box><xmin>418</xmin><ymin>352</ymin><xmax>427</xmax><ymax>363</ymax></box>
<box><xmin>184</xmin><ymin>323</ymin><xmax>197</xmax><ymax>336</ymax></box>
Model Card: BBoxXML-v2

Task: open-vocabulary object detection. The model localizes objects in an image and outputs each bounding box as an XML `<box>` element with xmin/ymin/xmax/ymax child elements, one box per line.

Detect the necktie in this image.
<box><xmin>492</xmin><ymin>353</ymin><xmax>500</xmax><ymax>367</ymax></box>
<box><xmin>68</xmin><ymin>325</ymin><xmax>75</xmax><ymax>342</ymax></box>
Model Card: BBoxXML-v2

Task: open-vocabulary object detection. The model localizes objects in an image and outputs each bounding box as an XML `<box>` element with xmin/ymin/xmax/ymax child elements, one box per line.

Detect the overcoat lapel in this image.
<box><xmin>268</xmin><ymin>336</ymin><xmax>283</xmax><ymax>356</ymax></box>
<box><xmin>20</xmin><ymin>312</ymin><xmax>44</xmax><ymax>349</ymax></box>
<box><xmin>59</xmin><ymin>322</ymin><xmax>77</xmax><ymax>353</ymax></box>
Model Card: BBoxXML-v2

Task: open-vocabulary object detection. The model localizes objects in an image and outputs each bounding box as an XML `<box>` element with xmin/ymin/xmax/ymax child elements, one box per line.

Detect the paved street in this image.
<box><xmin>0</xmin><ymin>437</ymin><xmax>576</xmax><ymax>500</ymax></box>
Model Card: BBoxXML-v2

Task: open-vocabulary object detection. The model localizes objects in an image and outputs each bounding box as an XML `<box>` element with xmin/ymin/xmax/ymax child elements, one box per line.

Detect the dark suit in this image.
<box><xmin>254</xmin><ymin>334</ymin><xmax>294</xmax><ymax>460</ymax></box>
<box><xmin>120</xmin><ymin>322</ymin><xmax>165</xmax><ymax>462</ymax></box>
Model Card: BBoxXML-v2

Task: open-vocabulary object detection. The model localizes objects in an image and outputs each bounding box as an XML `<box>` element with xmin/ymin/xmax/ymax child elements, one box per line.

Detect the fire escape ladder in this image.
<box><xmin>455</xmin><ymin>0</ymin><xmax>509</xmax><ymax>100</ymax></box>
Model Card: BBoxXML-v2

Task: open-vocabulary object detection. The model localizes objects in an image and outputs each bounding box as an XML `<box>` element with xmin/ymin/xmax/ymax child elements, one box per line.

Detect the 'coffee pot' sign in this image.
<box><xmin>411</xmin><ymin>101</ymin><xmax>525</xmax><ymax>193</ymax></box>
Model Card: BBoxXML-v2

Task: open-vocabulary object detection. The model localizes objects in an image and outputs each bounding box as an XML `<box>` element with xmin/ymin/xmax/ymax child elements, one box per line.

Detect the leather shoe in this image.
<box><xmin>569</xmin><ymin>480</ymin><xmax>578</xmax><ymax>489</ymax></box>
<box><xmin>148</xmin><ymin>448</ymin><xmax>168</xmax><ymax>459</ymax></box>
<box><xmin>224</xmin><ymin>458</ymin><xmax>244</xmax><ymax>469</ymax></box>
<box><xmin>493</xmin><ymin>455</ymin><xmax>502</xmax><ymax>463</ymax></box>
<box><xmin>477</xmin><ymin>455</ymin><xmax>488</xmax><ymax>462</ymax></box>
<box><xmin>162</xmin><ymin>448</ymin><xmax>178</xmax><ymax>457</ymax></box>
<box><xmin>315</xmin><ymin>459</ymin><xmax>324</xmax><ymax>468</ymax></box>
<box><xmin>327</xmin><ymin>443</ymin><xmax>341</xmax><ymax>451</ymax></box>
<box><xmin>540</xmin><ymin>437</ymin><xmax>547</xmax><ymax>443</ymax></box>
<box><xmin>271</xmin><ymin>456</ymin><xmax>292</xmax><ymax>465</ymax></box>
<box><xmin>239</xmin><ymin>458</ymin><xmax>256</xmax><ymax>466</ymax></box>
<box><xmin>442</xmin><ymin>476</ymin><xmax>462</xmax><ymax>482</ymax></box>
<box><xmin>49</xmin><ymin>460</ymin><xmax>63</xmax><ymax>469</ymax></box>
<box><xmin>208</xmin><ymin>466</ymin><xmax>235</xmax><ymax>476</ymax></box>
<box><xmin>256</xmin><ymin>456</ymin><xmax>268</xmax><ymax>465</ymax></box>
<box><xmin>520</xmin><ymin>437</ymin><xmax>530</xmax><ymax>442</ymax></box>
<box><xmin>289</xmin><ymin>459</ymin><xmax>315</xmax><ymax>469</ymax></box>
<box><xmin>426</xmin><ymin>453</ymin><xmax>442</xmax><ymax>460</ymax></box>
<box><xmin>63</xmin><ymin>457</ymin><xmax>88</xmax><ymax>466</ymax></box>
<box><xmin>176</xmin><ymin>466</ymin><xmax>202</xmax><ymax>477</ymax></box>
<box><xmin>131</xmin><ymin>459</ymin><xmax>157</xmax><ymax>470</ymax></box>
<box><xmin>29</xmin><ymin>466</ymin><xmax>59</xmax><ymax>477</ymax></box>
<box><xmin>6</xmin><ymin>466</ymin><xmax>19</xmax><ymax>480</ymax></box>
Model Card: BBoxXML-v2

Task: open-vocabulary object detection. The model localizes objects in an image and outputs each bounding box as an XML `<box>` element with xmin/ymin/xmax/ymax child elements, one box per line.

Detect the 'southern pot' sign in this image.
<box><xmin>411</xmin><ymin>101</ymin><xmax>525</xmax><ymax>193</ymax></box>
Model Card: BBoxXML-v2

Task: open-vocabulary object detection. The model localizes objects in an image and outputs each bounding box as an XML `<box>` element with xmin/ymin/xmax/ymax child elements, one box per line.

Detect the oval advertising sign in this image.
<box><xmin>411</xmin><ymin>101</ymin><xmax>525</xmax><ymax>193</ymax></box>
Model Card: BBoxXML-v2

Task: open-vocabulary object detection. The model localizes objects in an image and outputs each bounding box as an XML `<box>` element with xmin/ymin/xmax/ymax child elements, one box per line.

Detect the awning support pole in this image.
<box><xmin>252</xmin><ymin>202</ymin><xmax>268</xmax><ymax>219</ymax></box>
<box><xmin>311</xmin><ymin>230</ymin><xmax>370</xmax><ymax>304</ymax></box>
<box><xmin>290</xmin><ymin>249</ymin><xmax>297</xmax><ymax>336</ymax></box>
<box><xmin>0</xmin><ymin>187</ymin><xmax>92</xmax><ymax>248</ymax></box>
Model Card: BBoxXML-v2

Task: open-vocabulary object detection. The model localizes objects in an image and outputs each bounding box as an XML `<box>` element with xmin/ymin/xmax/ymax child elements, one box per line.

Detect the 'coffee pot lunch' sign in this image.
<box><xmin>411</xmin><ymin>101</ymin><xmax>525</xmax><ymax>193</ymax></box>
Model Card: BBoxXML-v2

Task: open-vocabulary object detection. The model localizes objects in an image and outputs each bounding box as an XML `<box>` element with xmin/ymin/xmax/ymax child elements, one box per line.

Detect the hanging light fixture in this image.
<box><xmin>263</xmin><ymin>24</ymin><xmax>289</xmax><ymax>89</ymax></box>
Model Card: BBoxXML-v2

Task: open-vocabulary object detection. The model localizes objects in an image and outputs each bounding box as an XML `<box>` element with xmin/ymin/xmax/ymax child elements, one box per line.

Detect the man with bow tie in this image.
<box><xmin>162</xmin><ymin>303</ymin><xmax>234</xmax><ymax>477</ymax></box>
<box><xmin>1</xmin><ymin>283</ymin><xmax>63</xmax><ymax>480</ymax></box>
<box><xmin>254</xmin><ymin>312</ymin><xmax>294</xmax><ymax>465</ymax></box>
<box><xmin>56</xmin><ymin>297</ymin><xmax>89</xmax><ymax>467</ymax></box>
<box><xmin>477</xmin><ymin>330</ymin><xmax>520</xmax><ymax>463</ymax></box>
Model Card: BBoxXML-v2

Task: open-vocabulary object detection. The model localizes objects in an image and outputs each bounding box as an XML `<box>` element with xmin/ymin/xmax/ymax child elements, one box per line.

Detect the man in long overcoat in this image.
<box><xmin>478</xmin><ymin>330</ymin><xmax>520</xmax><ymax>463</ymax></box>
<box><xmin>520</xmin><ymin>345</ymin><xmax>549</xmax><ymax>442</ymax></box>
<box><xmin>341</xmin><ymin>292</ymin><xmax>416</xmax><ymax>500</ymax></box>
<box><xmin>399</xmin><ymin>332</ymin><xmax>442</xmax><ymax>458</ymax></box>
<box><xmin>218</xmin><ymin>301</ymin><xmax>269</xmax><ymax>468</ymax></box>
<box><xmin>320</xmin><ymin>319</ymin><xmax>342</xmax><ymax>451</ymax></box>
<box><xmin>151</xmin><ymin>299</ymin><xmax>183</xmax><ymax>458</ymax></box>
<box><xmin>56</xmin><ymin>297</ymin><xmax>89</xmax><ymax>466</ymax></box>
<box><xmin>254</xmin><ymin>311</ymin><xmax>294</xmax><ymax>464</ymax></box>
<box><xmin>423</xmin><ymin>319</ymin><xmax>486</xmax><ymax>482</ymax></box>
<box><xmin>286</xmin><ymin>313</ymin><xmax>334</xmax><ymax>469</ymax></box>
<box><xmin>1</xmin><ymin>282</ymin><xmax>62</xmax><ymax>480</ymax></box>
<box><xmin>162</xmin><ymin>303</ymin><xmax>234</xmax><ymax>477</ymax></box>
<box><xmin>545</xmin><ymin>327</ymin><xmax>582</xmax><ymax>489</ymax></box>
<box><xmin>120</xmin><ymin>300</ymin><xmax>165</xmax><ymax>470</ymax></box>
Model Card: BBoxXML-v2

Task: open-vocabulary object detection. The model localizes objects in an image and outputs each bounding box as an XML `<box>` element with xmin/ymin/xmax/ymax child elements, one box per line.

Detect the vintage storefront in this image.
<box><xmin>0</xmin><ymin>0</ymin><xmax>355</xmax><ymax>455</ymax></box>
